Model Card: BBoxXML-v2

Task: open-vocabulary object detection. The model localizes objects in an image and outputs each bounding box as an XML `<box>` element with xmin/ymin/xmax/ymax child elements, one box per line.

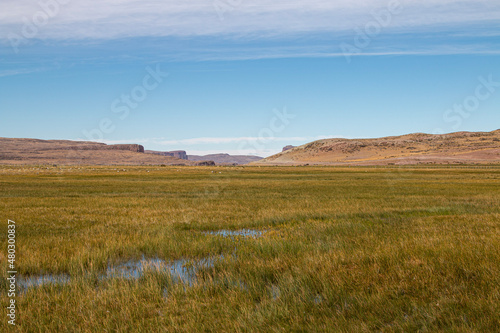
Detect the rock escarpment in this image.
<box><xmin>282</xmin><ymin>145</ymin><xmax>296</xmax><ymax>152</ymax></box>
<box><xmin>0</xmin><ymin>138</ymin><xmax>197</xmax><ymax>165</ymax></box>
<box><xmin>146</xmin><ymin>150</ymin><xmax>188</xmax><ymax>160</ymax></box>
<box><xmin>107</xmin><ymin>144</ymin><xmax>144</xmax><ymax>153</ymax></box>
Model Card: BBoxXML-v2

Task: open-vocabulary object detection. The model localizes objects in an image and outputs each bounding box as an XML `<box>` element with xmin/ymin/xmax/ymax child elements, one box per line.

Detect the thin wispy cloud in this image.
<box><xmin>157</xmin><ymin>136</ymin><xmax>319</xmax><ymax>146</ymax></box>
<box><xmin>1</xmin><ymin>0</ymin><xmax>499</xmax><ymax>40</ymax></box>
<box><xmin>0</xmin><ymin>0</ymin><xmax>499</xmax><ymax>61</ymax></box>
<box><xmin>87</xmin><ymin>136</ymin><xmax>344</xmax><ymax>157</ymax></box>
<box><xmin>92</xmin><ymin>135</ymin><xmax>342</xmax><ymax>146</ymax></box>
<box><xmin>186</xmin><ymin>149</ymin><xmax>280</xmax><ymax>157</ymax></box>
<box><xmin>0</xmin><ymin>67</ymin><xmax>45</xmax><ymax>77</ymax></box>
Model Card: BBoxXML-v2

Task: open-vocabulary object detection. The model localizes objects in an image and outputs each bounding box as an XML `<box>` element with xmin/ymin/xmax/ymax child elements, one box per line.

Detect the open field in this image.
<box><xmin>1</xmin><ymin>165</ymin><xmax>499</xmax><ymax>332</ymax></box>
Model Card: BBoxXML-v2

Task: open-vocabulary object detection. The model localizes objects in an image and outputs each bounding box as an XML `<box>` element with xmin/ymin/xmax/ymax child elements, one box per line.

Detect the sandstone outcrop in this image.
<box><xmin>107</xmin><ymin>144</ymin><xmax>144</xmax><ymax>153</ymax></box>
<box><xmin>146</xmin><ymin>150</ymin><xmax>188</xmax><ymax>160</ymax></box>
<box><xmin>282</xmin><ymin>145</ymin><xmax>296</xmax><ymax>152</ymax></box>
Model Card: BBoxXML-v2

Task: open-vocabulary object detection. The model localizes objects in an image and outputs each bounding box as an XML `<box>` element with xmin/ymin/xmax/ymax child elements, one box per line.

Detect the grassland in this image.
<box><xmin>0</xmin><ymin>165</ymin><xmax>499</xmax><ymax>332</ymax></box>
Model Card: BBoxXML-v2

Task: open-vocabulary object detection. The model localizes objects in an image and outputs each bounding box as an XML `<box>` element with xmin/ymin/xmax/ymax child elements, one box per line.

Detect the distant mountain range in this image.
<box><xmin>252</xmin><ymin>130</ymin><xmax>500</xmax><ymax>166</ymax></box>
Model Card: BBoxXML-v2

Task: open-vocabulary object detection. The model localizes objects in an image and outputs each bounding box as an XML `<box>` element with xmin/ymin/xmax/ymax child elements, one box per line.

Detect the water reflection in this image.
<box><xmin>17</xmin><ymin>228</ymin><xmax>263</xmax><ymax>293</ymax></box>
<box><xmin>106</xmin><ymin>257</ymin><xmax>214</xmax><ymax>285</ymax></box>
<box><xmin>17</xmin><ymin>274</ymin><xmax>71</xmax><ymax>291</ymax></box>
<box><xmin>205</xmin><ymin>229</ymin><xmax>263</xmax><ymax>238</ymax></box>
<box><xmin>17</xmin><ymin>256</ymin><xmax>215</xmax><ymax>292</ymax></box>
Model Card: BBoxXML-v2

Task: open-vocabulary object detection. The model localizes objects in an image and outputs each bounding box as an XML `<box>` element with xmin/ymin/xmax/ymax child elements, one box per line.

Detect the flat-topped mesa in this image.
<box><xmin>27</xmin><ymin>142</ymin><xmax>144</xmax><ymax>152</ymax></box>
<box><xmin>146</xmin><ymin>150</ymin><xmax>188</xmax><ymax>160</ymax></box>
<box><xmin>0</xmin><ymin>138</ymin><xmax>208</xmax><ymax>165</ymax></box>
<box><xmin>106</xmin><ymin>144</ymin><xmax>144</xmax><ymax>153</ymax></box>
<box><xmin>168</xmin><ymin>150</ymin><xmax>188</xmax><ymax>160</ymax></box>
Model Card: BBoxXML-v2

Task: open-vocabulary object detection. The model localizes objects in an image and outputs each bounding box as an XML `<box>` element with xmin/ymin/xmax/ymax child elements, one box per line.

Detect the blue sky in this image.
<box><xmin>1</xmin><ymin>0</ymin><xmax>500</xmax><ymax>156</ymax></box>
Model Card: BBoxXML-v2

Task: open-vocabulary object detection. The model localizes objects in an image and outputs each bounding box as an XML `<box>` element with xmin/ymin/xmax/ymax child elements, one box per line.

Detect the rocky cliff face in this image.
<box><xmin>282</xmin><ymin>145</ymin><xmax>296</xmax><ymax>152</ymax></box>
<box><xmin>168</xmin><ymin>150</ymin><xmax>187</xmax><ymax>160</ymax></box>
<box><xmin>146</xmin><ymin>150</ymin><xmax>188</xmax><ymax>160</ymax></box>
<box><xmin>107</xmin><ymin>144</ymin><xmax>144</xmax><ymax>153</ymax></box>
<box><xmin>29</xmin><ymin>142</ymin><xmax>145</xmax><ymax>153</ymax></box>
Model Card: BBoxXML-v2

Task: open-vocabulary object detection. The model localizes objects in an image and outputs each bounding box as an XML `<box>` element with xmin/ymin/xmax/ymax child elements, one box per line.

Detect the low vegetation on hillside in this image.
<box><xmin>256</xmin><ymin>130</ymin><xmax>500</xmax><ymax>165</ymax></box>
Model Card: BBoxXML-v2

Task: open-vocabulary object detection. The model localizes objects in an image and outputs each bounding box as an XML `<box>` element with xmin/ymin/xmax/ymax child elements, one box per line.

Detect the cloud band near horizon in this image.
<box><xmin>82</xmin><ymin>135</ymin><xmax>341</xmax><ymax>157</ymax></box>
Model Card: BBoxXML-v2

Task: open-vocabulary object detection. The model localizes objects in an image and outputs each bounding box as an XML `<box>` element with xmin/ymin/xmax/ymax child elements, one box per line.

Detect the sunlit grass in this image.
<box><xmin>0</xmin><ymin>165</ymin><xmax>499</xmax><ymax>331</ymax></box>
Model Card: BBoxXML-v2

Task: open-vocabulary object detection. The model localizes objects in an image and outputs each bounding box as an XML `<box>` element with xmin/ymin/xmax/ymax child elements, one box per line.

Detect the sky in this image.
<box><xmin>1</xmin><ymin>0</ymin><xmax>499</xmax><ymax>157</ymax></box>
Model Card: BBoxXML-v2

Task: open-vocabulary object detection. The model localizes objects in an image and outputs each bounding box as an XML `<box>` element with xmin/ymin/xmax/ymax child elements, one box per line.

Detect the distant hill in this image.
<box><xmin>0</xmin><ymin>138</ymin><xmax>213</xmax><ymax>166</ymax></box>
<box><xmin>188</xmin><ymin>153</ymin><xmax>263</xmax><ymax>165</ymax></box>
<box><xmin>252</xmin><ymin>130</ymin><xmax>500</xmax><ymax>166</ymax></box>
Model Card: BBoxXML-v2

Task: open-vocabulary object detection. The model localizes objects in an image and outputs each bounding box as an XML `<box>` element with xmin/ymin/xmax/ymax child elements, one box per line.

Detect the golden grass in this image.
<box><xmin>0</xmin><ymin>165</ymin><xmax>499</xmax><ymax>331</ymax></box>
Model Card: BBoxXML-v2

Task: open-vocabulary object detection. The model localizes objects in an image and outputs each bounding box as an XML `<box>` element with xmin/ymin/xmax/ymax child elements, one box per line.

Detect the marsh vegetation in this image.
<box><xmin>1</xmin><ymin>165</ymin><xmax>499</xmax><ymax>331</ymax></box>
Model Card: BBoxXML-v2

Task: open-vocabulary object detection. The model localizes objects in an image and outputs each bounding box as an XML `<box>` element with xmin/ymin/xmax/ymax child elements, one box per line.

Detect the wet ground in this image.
<box><xmin>17</xmin><ymin>229</ymin><xmax>265</xmax><ymax>293</ymax></box>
